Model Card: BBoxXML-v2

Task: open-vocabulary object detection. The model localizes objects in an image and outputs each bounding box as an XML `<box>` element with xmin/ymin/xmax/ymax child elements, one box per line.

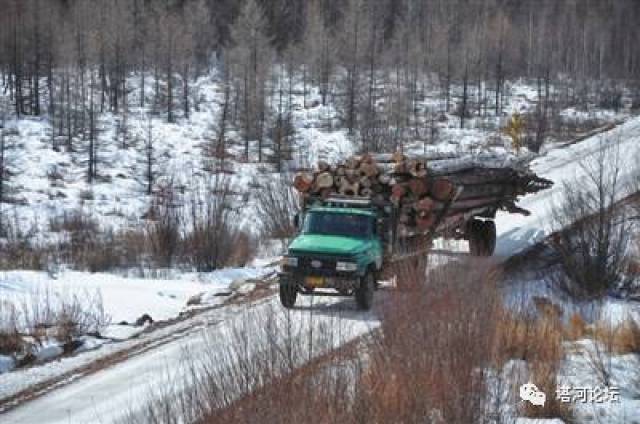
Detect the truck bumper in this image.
<box><xmin>279</xmin><ymin>271</ymin><xmax>360</xmax><ymax>291</ymax></box>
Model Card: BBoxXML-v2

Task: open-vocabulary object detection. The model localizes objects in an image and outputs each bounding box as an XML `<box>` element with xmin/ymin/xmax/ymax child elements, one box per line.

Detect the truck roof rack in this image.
<box><xmin>324</xmin><ymin>195</ymin><xmax>372</xmax><ymax>208</ymax></box>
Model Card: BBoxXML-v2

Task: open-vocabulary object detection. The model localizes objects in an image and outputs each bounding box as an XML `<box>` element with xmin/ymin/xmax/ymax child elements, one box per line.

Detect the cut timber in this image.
<box><xmin>391</xmin><ymin>184</ymin><xmax>407</xmax><ymax>204</ymax></box>
<box><xmin>339</xmin><ymin>180</ymin><xmax>360</xmax><ymax>196</ymax></box>
<box><xmin>359</xmin><ymin>176</ymin><xmax>373</xmax><ymax>188</ymax></box>
<box><xmin>407</xmin><ymin>178</ymin><xmax>429</xmax><ymax>196</ymax></box>
<box><xmin>378</xmin><ymin>174</ymin><xmax>391</xmax><ymax>185</ymax></box>
<box><xmin>315</xmin><ymin>172</ymin><xmax>334</xmax><ymax>190</ymax></box>
<box><xmin>345</xmin><ymin>157</ymin><xmax>360</xmax><ymax>170</ymax></box>
<box><xmin>431</xmin><ymin>178</ymin><xmax>455</xmax><ymax>201</ymax></box>
<box><xmin>359</xmin><ymin>162</ymin><xmax>379</xmax><ymax>178</ymax></box>
<box><xmin>391</xmin><ymin>151</ymin><xmax>406</xmax><ymax>163</ymax></box>
<box><xmin>295</xmin><ymin>150</ymin><xmax>552</xmax><ymax>240</ymax></box>
<box><xmin>416</xmin><ymin>212</ymin><xmax>437</xmax><ymax>231</ymax></box>
<box><xmin>408</xmin><ymin>159</ymin><xmax>428</xmax><ymax>178</ymax></box>
<box><xmin>293</xmin><ymin>173</ymin><xmax>314</xmax><ymax>193</ymax></box>
<box><xmin>415</xmin><ymin>196</ymin><xmax>435</xmax><ymax>212</ymax></box>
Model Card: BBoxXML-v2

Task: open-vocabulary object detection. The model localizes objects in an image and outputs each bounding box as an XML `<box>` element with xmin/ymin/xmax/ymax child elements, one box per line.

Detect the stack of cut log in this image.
<box><xmin>293</xmin><ymin>152</ymin><xmax>552</xmax><ymax>236</ymax></box>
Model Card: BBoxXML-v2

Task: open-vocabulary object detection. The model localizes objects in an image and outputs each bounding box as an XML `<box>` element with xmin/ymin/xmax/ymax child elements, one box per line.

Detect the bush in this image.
<box><xmin>0</xmin><ymin>300</ymin><xmax>23</xmax><ymax>355</ymax></box>
<box><xmin>550</xmin><ymin>137</ymin><xmax>633</xmax><ymax>300</ymax></box>
<box><xmin>183</xmin><ymin>175</ymin><xmax>245</xmax><ymax>271</ymax></box>
<box><xmin>598</xmin><ymin>88</ymin><xmax>623</xmax><ymax>111</ymax></box>
<box><xmin>146</xmin><ymin>181</ymin><xmax>182</xmax><ymax>268</ymax></box>
<box><xmin>361</xmin><ymin>259</ymin><xmax>501</xmax><ymax>423</ymax></box>
<box><xmin>253</xmin><ymin>173</ymin><xmax>300</xmax><ymax>241</ymax></box>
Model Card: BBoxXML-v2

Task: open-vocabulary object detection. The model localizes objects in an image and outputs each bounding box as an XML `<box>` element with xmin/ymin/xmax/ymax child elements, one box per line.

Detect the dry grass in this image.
<box><xmin>116</xmin><ymin>257</ymin><xmax>582</xmax><ymax>424</ymax></box>
<box><xmin>565</xmin><ymin>312</ymin><xmax>588</xmax><ymax>341</ymax></box>
<box><xmin>116</xmin><ymin>258</ymin><xmax>505</xmax><ymax>424</ymax></box>
<box><xmin>612</xmin><ymin>319</ymin><xmax>640</xmax><ymax>354</ymax></box>
<box><xmin>0</xmin><ymin>300</ymin><xmax>24</xmax><ymax>355</ymax></box>
<box><xmin>590</xmin><ymin>317</ymin><xmax>640</xmax><ymax>355</ymax></box>
<box><xmin>2</xmin><ymin>203</ymin><xmax>254</xmax><ymax>273</ymax></box>
<box><xmin>0</xmin><ymin>288</ymin><xmax>110</xmax><ymax>359</ymax></box>
<box><xmin>493</xmin><ymin>305</ymin><xmax>572</xmax><ymax>420</ymax></box>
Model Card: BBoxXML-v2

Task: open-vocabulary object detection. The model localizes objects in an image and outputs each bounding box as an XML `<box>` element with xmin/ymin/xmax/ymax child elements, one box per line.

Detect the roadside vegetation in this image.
<box><xmin>0</xmin><ymin>287</ymin><xmax>110</xmax><ymax>370</ymax></box>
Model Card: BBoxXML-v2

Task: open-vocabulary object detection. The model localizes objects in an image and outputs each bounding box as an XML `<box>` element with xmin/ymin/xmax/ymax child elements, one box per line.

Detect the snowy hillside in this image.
<box><xmin>2</xmin><ymin>72</ymin><xmax>632</xmax><ymax>247</ymax></box>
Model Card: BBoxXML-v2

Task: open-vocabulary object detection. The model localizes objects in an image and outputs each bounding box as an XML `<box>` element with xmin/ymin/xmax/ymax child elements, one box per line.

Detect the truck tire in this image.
<box><xmin>355</xmin><ymin>271</ymin><xmax>374</xmax><ymax>310</ymax></box>
<box><xmin>279</xmin><ymin>283</ymin><xmax>297</xmax><ymax>308</ymax></box>
<box><xmin>467</xmin><ymin>219</ymin><xmax>496</xmax><ymax>257</ymax></box>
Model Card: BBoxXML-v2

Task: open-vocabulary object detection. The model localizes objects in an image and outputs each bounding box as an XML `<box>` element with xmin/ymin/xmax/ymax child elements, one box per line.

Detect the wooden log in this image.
<box><xmin>431</xmin><ymin>178</ymin><xmax>455</xmax><ymax>201</ymax></box>
<box><xmin>345</xmin><ymin>157</ymin><xmax>360</xmax><ymax>170</ymax></box>
<box><xmin>360</xmin><ymin>187</ymin><xmax>373</xmax><ymax>197</ymax></box>
<box><xmin>391</xmin><ymin>151</ymin><xmax>406</xmax><ymax>163</ymax></box>
<box><xmin>390</xmin><ymin>184</ymin><xmax>406</xmax><ymax>204</ymax></box>
<box><xmin>293</xmin><ymin>173</ymin><xmax>314</xmax><ymax>193</ymax></box>
<box><xmin>378</xmin><ymin>174</ymin><xmax>391</xmax><ymax>185</ymax></box>
<box><xmin>360</xmin><ymin>153</ymin><xmax>374</xmax><ymax>164</ymax></box>
<box><xmin>315</xmin><ymin>172</ymin><xmax>334</xmax><ymax>190</ymax></box>
<box><xmin>317</xmin><ymin>160</ymin><xmax>330</xmax><ymax>172</ymax></box>
<box><xmin>345</xmin><ymin>168</ymin><xmax>358</xmax><ymax>183</ymax></box>
<box><xmin>416</xmin><ymin>212</ymin><xmax>436</xmax><ymax>232</ymax></box>
<box><xmin>444</xmin><ymin>196</ymin><xmax>504</xmax><ymax>211</ymax></box>
<box><xmin>407</xmin><ymin>178</ymin><xmax>429</xmax><ymax>197</ymax></box>
<box><xmin>372</xmin><ymin>152</ymin><xmax>461</xmax><ymax>163</ymax></box>
<box><xmin>401</xmin><ymin>193</ymin><xmax>417</xmax><ymax>206</ymax></box>
<box><xmin>445</xmin><ymin>169</ymin><xmax>520</xmax><ymax>186</ymax></box>
<box><xmin>338</xmin><ymin>179</ymin><xmax>360</xmax><ymax>196</ymax></box>
<box><xmin>415</xmin><ymin>196</ymin><xmax>435</xmax><ymax>212</ymax></box>
<box><xmin>408</xmin><ymin>159</ymin><xmax>428</xmax><ymax>178</ymax></box>
<box><xmin>393</xmin><ymin>161</ymin><xmax>408</xmax><ymax>174</ymax></box>
<box><xmin>320</xmin><ymin>188</ymin><xmax>333</xmax><ymax>199</ymax></box>
<box><xmin>371</xmin><ymin>183</ymin><xmax>385</xmax><ymax>193</ymax></box>
<box><xmin>454</xmin><ymin>183</ymin><xmax>515</xmax><ymax>200</ymax></box>
<box><xmin>399</xmin><ymin>211</ymin><xmax>412</xmax><ymax>224</ymax></box>
<box><xmin>359</xmin><ymin>176</ymin><xmax>373</xmax><ymax>188</ymax></box>
<box><xmin>359</xmin><ymin>162</ymin><xmax>379</xmax><ymax>178</ymax></box>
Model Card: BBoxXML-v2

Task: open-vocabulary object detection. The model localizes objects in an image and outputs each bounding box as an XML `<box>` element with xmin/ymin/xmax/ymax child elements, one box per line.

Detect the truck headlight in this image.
<box><xmin>283</xmin><ymin>256</ymin><xmax>298</xmax><ymax>267</ymax></box>
<box><xmin>336</xmin><ymin>261</ymin><xmax>357</xmax><ymax>272</ymax></box>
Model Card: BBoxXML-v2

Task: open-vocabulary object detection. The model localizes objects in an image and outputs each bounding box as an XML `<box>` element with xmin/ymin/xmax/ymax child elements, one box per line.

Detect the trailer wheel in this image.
<box><xmin>279</xmin><ymin>283</ymin><xmax>298</xmax><ymax>308</ymax></box>
<box><xmin>355</xmin><ymin>271</ymin><xmax>375</xmax><ymax>310</ymax></box>
<box><xmin>467</xmin><ymin>219</ymin><xmax>496</xmax><ymax>256</ymax></box>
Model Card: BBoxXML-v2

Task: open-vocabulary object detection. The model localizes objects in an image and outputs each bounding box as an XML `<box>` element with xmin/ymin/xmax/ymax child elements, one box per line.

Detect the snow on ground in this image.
<box><xmin>1</xmin><ymin>295</ymin><xmax>379</xmax><ymax>424</ymax></box>
<box><xmin>560</xmin><ymin>339</ymin><xmax>640</xmax><ymax>423</ymax></box>
<box><xmin>0</xmin><ymin>265</ymin><xmax>275</xmax><ymax>383</ymax></box>
<box><xmin>0</xmin><ymin>75</ymin><xmax>353</xmax><ymax>239</ymax></box>
<box><xmin>0</xmin><ymin>267</ymin><xmax>273</xmax><ymax>327</ymax></box>
<box><xmin>494</xmin><ymin>116</ymin><xmax>640</xmax><ymax>257</ymax></box>
<box><xmin>1</xmin><ymin>73</ymin><xmax>638</xmax><ymax>422</ymax></box>
<box><xmin>2</xmin><ymin>73</ymin><xmax>632</xmax><ymax>243</ymax></box>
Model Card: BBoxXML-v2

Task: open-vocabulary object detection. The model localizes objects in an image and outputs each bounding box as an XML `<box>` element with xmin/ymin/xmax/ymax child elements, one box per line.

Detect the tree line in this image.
<box><xmin>0</xmin><ymin>0</ymin><xmax>639</xmax><ymax>167</ymax></box>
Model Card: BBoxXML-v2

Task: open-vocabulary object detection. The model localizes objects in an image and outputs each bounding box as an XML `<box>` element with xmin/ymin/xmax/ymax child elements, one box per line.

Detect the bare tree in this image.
<box><xmin>253</xmin><ymin>174</ymin><xmax>300</xmax><ymax>241</ymax></box>
<box><xmin>185</xmin><ymin>174</ymin><xmax>240</xmax><ymax>271</ymax></box>
<box><xmin>227</xmin><ymin>0</ymin><xmax>274</xmax><ymax>162</ymax></box>
<box><xmin>550</xmin><ymin>136</ymin><xmax>633</xmax><ymax>299</ymax></box>
<box><xmin>138</xmin><ymin>115</ymin><xmax>161</xmax><ymax>196</ymax></box>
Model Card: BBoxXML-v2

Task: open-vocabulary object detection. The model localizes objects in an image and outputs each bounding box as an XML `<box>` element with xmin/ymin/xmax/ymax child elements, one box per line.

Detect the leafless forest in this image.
<box><xmin>1</xmin><ymin>0</ymin><xmax>639</xmax><ymax>156</ymax></box>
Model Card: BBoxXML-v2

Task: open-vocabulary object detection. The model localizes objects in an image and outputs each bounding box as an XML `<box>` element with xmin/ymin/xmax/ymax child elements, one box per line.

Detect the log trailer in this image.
<box><xmin>278</xmin><ymin>152</ymin><xmax>552</xmax><ymax>310</ymax></box>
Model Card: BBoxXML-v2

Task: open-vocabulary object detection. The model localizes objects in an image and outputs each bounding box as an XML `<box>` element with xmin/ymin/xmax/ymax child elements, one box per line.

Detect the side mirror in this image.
<box><xmin>293</xmin><ymin>213</ymin><xmax>300</xmax><ymax>229</ymax></box>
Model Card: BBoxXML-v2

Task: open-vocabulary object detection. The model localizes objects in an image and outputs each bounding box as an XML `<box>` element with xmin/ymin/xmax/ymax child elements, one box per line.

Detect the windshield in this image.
<box><xmin>303</xmin><ymin>211</ymin><xmax>374</xmax><ymax>238</ymax></box>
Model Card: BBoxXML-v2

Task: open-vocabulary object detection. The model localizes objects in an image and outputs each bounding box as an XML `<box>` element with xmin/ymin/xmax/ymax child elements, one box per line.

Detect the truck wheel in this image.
<box><xmin>355</xmin><ymin>271</ymin><xmax>374</xmax><ymax>310</ymax></box>
<box><xmin>279</xmin><ymin>283</ymin><xmax>297</xmax><ymax>308</ymax></box>
<box><xmin>467</xmin><ymin>219</ymin><xmax>496</xmax><ymax>257</ymax></box>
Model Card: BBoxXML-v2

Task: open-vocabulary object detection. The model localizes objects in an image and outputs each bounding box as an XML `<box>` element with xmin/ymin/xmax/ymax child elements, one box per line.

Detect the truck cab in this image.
<box><xmin>279</xmin><ymin>204</ymin><xmax>384</xmax><ymax>310</ymax></box>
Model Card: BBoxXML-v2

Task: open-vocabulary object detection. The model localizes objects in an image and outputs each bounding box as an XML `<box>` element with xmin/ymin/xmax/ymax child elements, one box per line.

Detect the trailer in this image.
<box><xmin>279</xmin><ymin>152</ymin><xmax>552</xmax><ymax>309</ymax></box>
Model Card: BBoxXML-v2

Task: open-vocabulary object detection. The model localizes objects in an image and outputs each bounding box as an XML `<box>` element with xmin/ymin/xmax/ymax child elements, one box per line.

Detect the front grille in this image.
<box><xmin>297</xmin><ymin>255</ymin><xmax>338</xmax><ymax>272</ymax></box>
